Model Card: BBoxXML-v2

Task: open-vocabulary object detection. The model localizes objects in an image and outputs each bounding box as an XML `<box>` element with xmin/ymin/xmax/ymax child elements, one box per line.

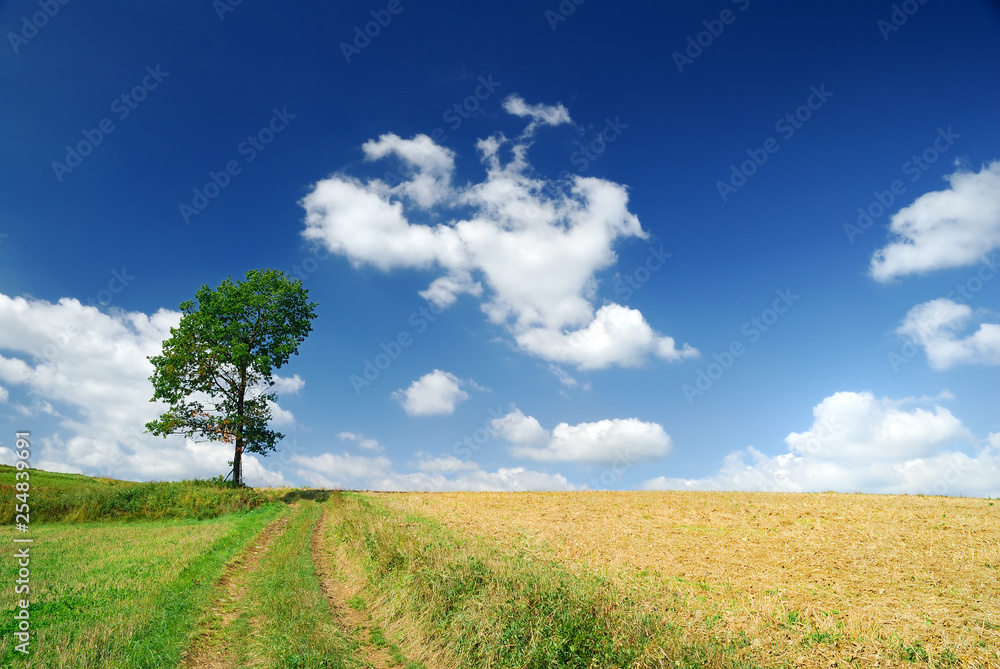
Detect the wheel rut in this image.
<box><xmin>310</xmin><ymin>505</ymin><xmax>400</xmax><ymax>669</ymax></box>
<box><xmin>179</xmin><ymin>510</ymin><xmax>292</xmax><ymax>669</ymax></box>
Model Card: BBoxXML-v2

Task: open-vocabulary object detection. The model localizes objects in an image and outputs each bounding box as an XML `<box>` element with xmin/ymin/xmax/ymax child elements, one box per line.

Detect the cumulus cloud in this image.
<box><xmin>897</xmin><ymin>298</ymin><xmax>1000</xmax><ymax>369</ymax></box>
<box><xmin>644</xmin><ymin>391</ymin><xmax>996</xmax><ymax>497</ymax></box>
<box><xmin>516</xmin><ymin>304</ymin><xmax>698</xmax><ymax>369</ymax></box>
<box><xmin>870</xmin><ymin>161</ymin><xmax>1000</xmax><ymax>281</ymax></box>
<box><xmin>272</xmin><ymin>374</ymin><xmax>305</xmax><ymax>394</ymax></box>
<box><xmin>267</xmin><ymin>402</ymin><xmax>297</xmax><ymax>427</ymax></box>
<box><xmin>490</xmin><ymin>408</ymin><xmax>549</xmax><ymax>445</ymax></box>
<box><xmin>491</xmin><ymin>408</ymin><xmax>671</xmax><ymax>466</ymax></box>
<box><xmin>292</xmin><ymin>450</ymin><xmax>575</xmax><ymax>492</ymax></box>
<box><xmin>362</xmin><ymin>132</ymin><xmax>457</xmax><ymax>208</ymax></box>
<box><xmin>300</xmin><ymin>97</ymin><xmax>696</xmax><ymax>370</ymax></box>
<box><xmin>392</xmin><ymin>369</ymin><xmax>472</xmax><ymax>416</ymax></box>
<box><xmin>0</xmin><ymin>292</ymin><xmax>294</xmax><ymax>485</ymax></box>
<box><xmin>783</xmin><ymin>391</ymin><xmax>971</xmax><ymax>461</ymax></box>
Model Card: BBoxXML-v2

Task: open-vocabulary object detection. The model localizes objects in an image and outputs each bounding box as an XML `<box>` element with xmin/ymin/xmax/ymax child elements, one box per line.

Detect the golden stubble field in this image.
<box><xmin>378</xmin><ymin>491</ymin><xmax>1000</xmax><ymax>668</ymax></box>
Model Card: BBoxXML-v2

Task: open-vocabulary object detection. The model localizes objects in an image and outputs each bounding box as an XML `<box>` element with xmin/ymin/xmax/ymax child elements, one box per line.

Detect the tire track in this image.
<box><xmin>179</xmin><ymin>510</ymin><xmax>292</xmax><ymax>669</ymax></box>
<box><xmin>311</xmin><ymin>504</ymin><xmax>399</xmax><ymax>669</ymax></box>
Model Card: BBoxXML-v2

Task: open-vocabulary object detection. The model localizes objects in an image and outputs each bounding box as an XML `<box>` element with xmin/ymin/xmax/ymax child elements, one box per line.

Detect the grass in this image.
<box><xmin>223</xmin><ymin>500</ymin><xmax>361</xmax><ymax>668</ymax></box>
<box><xmin>327</xmin><ymin>491</ymin><xmax>680</xmax><ymax>668</ymax></box>
<box><xmin>0</xmin><ymin>465</ymin><xmax>275</xmax><ymax>524</ymax></box>
<box><xmin>0</xmin><ymin>502</ymin><xmax>283</xmax><ymax>668</ymax></box>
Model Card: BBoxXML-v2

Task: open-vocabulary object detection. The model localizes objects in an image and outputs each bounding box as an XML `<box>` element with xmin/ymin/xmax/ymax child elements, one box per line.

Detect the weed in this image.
<box><xmin>900</xmin><ymin>640</ymin><xmax>930</xmax><ymax>661</ymax></box>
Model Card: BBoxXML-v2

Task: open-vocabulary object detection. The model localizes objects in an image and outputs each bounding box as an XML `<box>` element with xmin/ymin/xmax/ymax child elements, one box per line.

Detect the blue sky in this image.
<box><xmin>1</xmin><ymin>0</ymin><xmax>999</xmax><ymax>495</ymax></box>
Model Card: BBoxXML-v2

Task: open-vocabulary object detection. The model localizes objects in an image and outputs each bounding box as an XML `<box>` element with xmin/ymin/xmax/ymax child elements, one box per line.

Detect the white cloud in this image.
<box><xmin>300</xmin><ymin>98</ymin><xmax>696</xmax><ymax>370</ymax></box>
<box><xmin>413</xmin><ymin>453</ymin><xmax>479</xmax><ymax>473</ymax></box>
<box><xmin>292</xmin><ymin>449</ymin><xmax>574</xmax><ymax>492</ymax></box>
<box><xmin>267</xmin><ymin>401</ymin><xmax>297</xmax><ymax>427</ymax></box>
<box><xmin>897</xmin><ymin>298</ymin><xmax>1000</xmax><ymax>369</ymax></box>
<box><xmin>0</xmin><ymin>385</ymin><xmax>8</xmax><ymax>403</ymax></box>
<box><xmin>272</xmin><ymin>374</ymin><xmax>305</xmax><ymax>394</ymax></box>
<box><xmin>392</xmin><ymin>369</ymin><xmax>471</xmax><ymax>416</ymax></box>
<box><xmin>491</xmin><ymin>408</ymin><xmax>671</xmax><ymax>466</ymax></box>
<box><xmin>363</xmin><ymin>132</ymin><xmax>457</xmax><ymax>208</ymax></box>
<box><xmin>501</xmin><ymin>94</ymin><xmax>573</xmax><ymax>135</ymax></box>
<box><xmin>783</xmin><ymin>391</ymin><xmax>971</xmax><ymax>461</ymax></box>
<box><xmin>516</xmin><ymin>303</ymin><xmax>699</xmax><ymax>370</ymax></box>
<box><xmin>870</xmin><ymin>161</ymin><xmax>1000</xmax><ymax>281</ymax></box>
<box><xmin>338</xmin><ymin>431</ymin><xmax>384</xmax><ymax>452</ymax></box>
<box><xmin>292</xmin><ymin>451</ymin><xmax>394</xmax><ymax>488</ymax></box>
<box><xmin>644</xmin><ymin>391</ymin><xmax>996</xmax><ymax>497</ymax></box>
<box><xmin>0</xmin><ymin>292</ymin><xmax>294</xmax><ymax>485</ymax></box>
<box><xmin>301</xmin><ymin>175</ymin><xmax>462</xmax><ymax>272</ymax></box>
<box><xmin>490</xmin><ymin>408</ymin><xmax>549</xmax><ymax>445</ymax></box>
<box><xmin>374</xmin><ymin>466</ymin><xmax>577</xmax><ymax>492</ymax></box>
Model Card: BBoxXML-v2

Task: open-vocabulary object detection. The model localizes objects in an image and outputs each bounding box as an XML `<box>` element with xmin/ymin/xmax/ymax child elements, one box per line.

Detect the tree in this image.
<box><xmin>145</xmin><ymin>269</ymin><xmax>318</xmax><ymax>487</ymax></box>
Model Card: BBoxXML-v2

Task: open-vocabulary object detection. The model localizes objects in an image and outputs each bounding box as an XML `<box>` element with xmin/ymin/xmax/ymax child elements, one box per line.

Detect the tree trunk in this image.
<box><xmin>233</xmin><ymin>440</ymin><xmax>243</xmax><ymax>488</ymax></box>
<box><xmin>234</xmin><ymin>365</ymin><xmax>247</xmax><ymax>488</ymax></box>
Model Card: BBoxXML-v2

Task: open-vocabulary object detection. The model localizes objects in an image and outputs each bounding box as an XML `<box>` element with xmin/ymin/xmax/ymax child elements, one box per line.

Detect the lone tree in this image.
<box><xmin>145</xmin><ymin>269</ymin><xmax>317</xmax><ymax>487</ymax></box>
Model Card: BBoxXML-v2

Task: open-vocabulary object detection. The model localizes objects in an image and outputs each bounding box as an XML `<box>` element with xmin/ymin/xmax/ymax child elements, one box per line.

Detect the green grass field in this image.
<box><xmin>0</xmin><ymin>503</ymin><xmax>282</xmax><ymax>667</ymax></box>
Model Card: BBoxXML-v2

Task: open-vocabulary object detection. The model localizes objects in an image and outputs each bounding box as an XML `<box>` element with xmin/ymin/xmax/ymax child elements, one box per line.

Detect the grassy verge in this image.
<box><xmin>329</xmin><ymin>492</ymin><xmax>693</xmax><ymax>669</ymax></box>
<box><xmin>223</xmin><ymin>500</ymin><xmax>362</xmax><ymax>668</ymax></box>
<box><xmin>0</xmin><ymin>465</ymin><xmax>275</xmax><ymax>523</ymax></box>
<box><xmin>0</xmin><ymin>502</ymin><xmax>283</xmax><ymax>668</ymax></box>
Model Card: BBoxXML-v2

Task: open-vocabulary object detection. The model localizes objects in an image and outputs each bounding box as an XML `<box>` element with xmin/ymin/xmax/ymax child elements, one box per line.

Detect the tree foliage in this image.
<box><xmin>145</xmin><ymin>269</ymin><xmax>318</xmax><ymax>486</ymax></box>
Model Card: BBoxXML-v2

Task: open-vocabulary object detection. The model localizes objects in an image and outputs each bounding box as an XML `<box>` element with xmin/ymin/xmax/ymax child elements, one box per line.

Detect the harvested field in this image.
<box><xmin>377</xmin><ymin>491</ymin><xmax>1000</xmax><ymax>668</ymax></box>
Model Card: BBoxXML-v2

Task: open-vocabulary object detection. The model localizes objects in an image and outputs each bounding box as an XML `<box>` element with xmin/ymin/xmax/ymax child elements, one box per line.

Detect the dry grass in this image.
<box><xmin>377</xmin><ymin>491</ymin><xmax>1000</xmax><ymax>668</ymax></box>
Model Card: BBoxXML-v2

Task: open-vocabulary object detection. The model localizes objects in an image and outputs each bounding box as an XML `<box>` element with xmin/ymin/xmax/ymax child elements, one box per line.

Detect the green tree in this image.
<box><xmin>145</xmin><ymin>269</ymin><xmax>318</xmax><ymax>487</ymax></box>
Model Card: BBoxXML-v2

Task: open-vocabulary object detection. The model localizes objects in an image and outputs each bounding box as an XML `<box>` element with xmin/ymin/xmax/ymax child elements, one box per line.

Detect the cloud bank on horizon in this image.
<box><xmin>0</xmin><ymin>289</ymin><xmax>997</xmax><ymax>496</ymax></box>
